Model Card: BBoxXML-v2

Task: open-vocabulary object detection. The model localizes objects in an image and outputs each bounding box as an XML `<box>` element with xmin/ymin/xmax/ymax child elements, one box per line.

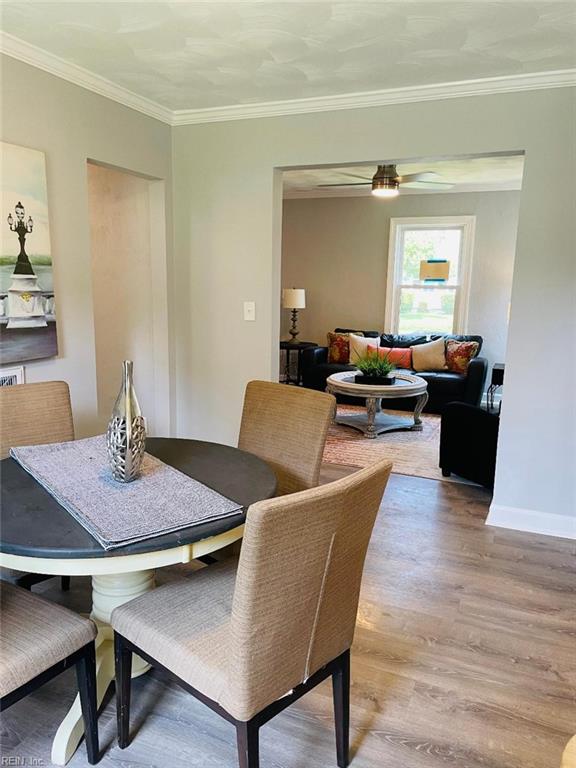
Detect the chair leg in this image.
<box><xmin>332</xmin><ymin>650</ymin><xmax>350</xmax><ymax>768</ymax></box>
<box><xmin>236</xmin><ymin>719</ymin><xmax>260</xmax><ymax>768</ymax></box>
<box><xmin>76</xmin><ymin>643</ymin><xmax>99</xmax><ymax>765</ymax></box>
<box><xmin>61</xmin><ymin>575</ymin><xmax>71</xmax><ymax>591</ymax></box>
<box><xmin>114</xmin><ymin>632</ymin><xmax>133</xmax><ymax>749</ymax></box>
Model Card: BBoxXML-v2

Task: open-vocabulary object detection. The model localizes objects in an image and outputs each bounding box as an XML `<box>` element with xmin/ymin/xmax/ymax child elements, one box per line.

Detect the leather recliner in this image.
<box><xmin>440</xmin><ymin>402</ymin><xmax>500</xmax><ymax>488</ymax></box>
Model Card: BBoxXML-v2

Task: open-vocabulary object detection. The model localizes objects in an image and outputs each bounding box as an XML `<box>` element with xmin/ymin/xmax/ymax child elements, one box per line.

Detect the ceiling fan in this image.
<box><xmin>318</xmin><ymin>164</ymin><xmax>454</xmax><ymax>198</ymax></box>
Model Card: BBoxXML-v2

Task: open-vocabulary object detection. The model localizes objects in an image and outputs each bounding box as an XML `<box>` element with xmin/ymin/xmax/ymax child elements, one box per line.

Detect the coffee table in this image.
<box><xmin>326</xmin><ymin>371</ymin><xmax>429</xmax><ymax>438</ymax></box>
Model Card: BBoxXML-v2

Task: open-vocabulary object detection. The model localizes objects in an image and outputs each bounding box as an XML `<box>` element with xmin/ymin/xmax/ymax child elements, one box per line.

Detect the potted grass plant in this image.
<box><xmin>354</xmin><ymin>349</ymin><xmax>397</xmax><ymax>385</ymax></box>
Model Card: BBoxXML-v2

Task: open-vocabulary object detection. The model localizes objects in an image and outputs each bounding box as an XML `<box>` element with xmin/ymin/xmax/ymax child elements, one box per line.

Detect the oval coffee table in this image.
<box><xmin>326</xmin><ymin>371</ymin><xmax>429</xmax><ymax>438</ymax></box>
<box><xmin>0</xmin><ymin>437</ymin><xmax>276</xmax><ymax>764</ymax></box>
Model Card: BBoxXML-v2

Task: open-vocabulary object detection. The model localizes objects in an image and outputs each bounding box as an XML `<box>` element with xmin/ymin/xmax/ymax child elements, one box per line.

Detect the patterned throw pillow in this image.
<box><xmin>445</xmin><ymin>340</ymin><xmax>479</xmax><ymax>374</ymax></box>
<box><xmin>327</xmin><ymin>332</ymin><xmax>363</xmax><ymax>364</ymax></box>
<box><xmin>368</xmin><ymin>345</ymin><xmax>412</xmax><ymax>369</ymax></box>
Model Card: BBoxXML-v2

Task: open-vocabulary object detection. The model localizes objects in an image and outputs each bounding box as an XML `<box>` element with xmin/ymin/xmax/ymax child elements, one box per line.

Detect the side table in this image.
<box><xmin>280</xmin><ymin>340</ymin><xmax>318</xmax><ymax>386</ymax></box>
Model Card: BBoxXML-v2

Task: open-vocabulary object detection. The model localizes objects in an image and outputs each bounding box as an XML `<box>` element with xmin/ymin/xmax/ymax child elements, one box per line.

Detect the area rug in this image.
<box><xmin>323</xmin><ymin>405</ymin><xmax>447</xmax><ymax>481</ymax></box>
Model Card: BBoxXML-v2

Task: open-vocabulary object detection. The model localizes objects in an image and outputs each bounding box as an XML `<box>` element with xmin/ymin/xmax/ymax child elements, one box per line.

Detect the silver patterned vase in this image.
<box><xmin>106</xmin><ymin>360</ymin><xmax>146</xmax><ymax>482</ymax></box>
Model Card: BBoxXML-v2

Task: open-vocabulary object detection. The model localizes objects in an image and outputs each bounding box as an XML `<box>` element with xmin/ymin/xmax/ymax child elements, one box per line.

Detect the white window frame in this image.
<box><xmin>384</xmin><ymin>216</ymin><xmax>476</xmax><ymax>335</ymax></box>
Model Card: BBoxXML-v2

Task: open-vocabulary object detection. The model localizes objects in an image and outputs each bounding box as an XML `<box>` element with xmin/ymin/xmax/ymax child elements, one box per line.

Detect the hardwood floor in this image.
<box><xmin>1</xmin><ymin>469</ymin><xmax>574</xmax><ymax>768</ymax></box>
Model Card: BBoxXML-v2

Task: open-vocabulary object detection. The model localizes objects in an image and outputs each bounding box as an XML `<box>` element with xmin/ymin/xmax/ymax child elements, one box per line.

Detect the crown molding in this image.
<box><xmin>0</xmin><ymin>31</ymin><xmax>173</xmax><ymax>125</ymax></box>
<box><xmin>171</xmin><ymin>69</ymin><xmax>576</xmax><ymax>125</ymax></box>
<box><xmin>1</xmin><ymin>30</ymin><xmax>574</xmax><ymax>127</ymax></box>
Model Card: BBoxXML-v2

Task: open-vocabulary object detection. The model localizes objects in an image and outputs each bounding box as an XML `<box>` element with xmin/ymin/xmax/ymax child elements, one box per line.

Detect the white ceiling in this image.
<box><xmin>283</xmin><ymin>154</ymin><xmax>525</xmax><ymax>198</ymax></box>
<box><xmin>1</xmin><ymin>1</ymin><xmax>575</xmax><ymax>113</ymax></box>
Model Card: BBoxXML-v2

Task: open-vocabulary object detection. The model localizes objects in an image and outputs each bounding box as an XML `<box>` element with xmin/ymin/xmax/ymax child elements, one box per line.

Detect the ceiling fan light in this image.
<box><xmin>371</xmin><ymin>164</ymin><xmax>399</xmax><ymax>198</ymax></box>
<box><xmin>371</xmin><ymin>186</ymin><xmax>399</xmax><ymax>198</ymax></box>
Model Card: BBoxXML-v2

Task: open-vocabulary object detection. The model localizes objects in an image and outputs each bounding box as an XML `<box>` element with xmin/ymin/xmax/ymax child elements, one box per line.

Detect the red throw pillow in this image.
<box><xmin>327</xmin><ymin>332</ymin><xmax>363</xmax><ymax>364</ymax></box>
<box><xmin>367</xmin><ymin>345</ymin><xmax>412</xmax><ymax>368</ymax></box>
<box><xmin>445</xmin><ymin>340</ymin><xmax>479</xmax><ymax>374</ymax></box>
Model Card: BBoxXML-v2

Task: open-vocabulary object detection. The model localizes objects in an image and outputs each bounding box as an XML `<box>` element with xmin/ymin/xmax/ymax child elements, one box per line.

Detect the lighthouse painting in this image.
<box><xmin>1</xmin><ymin>141</ymin><xmax>58</xmax><ymax>364</ymax></box>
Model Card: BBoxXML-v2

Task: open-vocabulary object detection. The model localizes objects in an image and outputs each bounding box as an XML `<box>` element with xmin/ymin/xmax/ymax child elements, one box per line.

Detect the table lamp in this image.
<box><xmin>282</xmin><ymin>288</ymin><xmax>306</xmax><ymax>342</ymax></box>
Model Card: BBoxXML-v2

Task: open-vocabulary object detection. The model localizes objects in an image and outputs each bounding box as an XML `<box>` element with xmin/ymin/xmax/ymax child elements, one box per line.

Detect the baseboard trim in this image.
<box><xmin>487</xmin><ymin>504</ymin><xmax>576</xmax><ymax>540</ymax></box>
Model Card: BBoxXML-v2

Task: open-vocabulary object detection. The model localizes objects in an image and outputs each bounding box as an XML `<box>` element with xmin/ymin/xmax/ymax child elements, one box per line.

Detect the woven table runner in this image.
<box><xmin>10</xmin><ymin>436</ymin><xmax>243</xmax><ymax>550</ymax></box>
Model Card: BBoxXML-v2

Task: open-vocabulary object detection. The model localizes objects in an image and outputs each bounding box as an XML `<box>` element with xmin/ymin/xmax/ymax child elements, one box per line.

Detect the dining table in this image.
<box><xmin>0</xmin><ymin>437</ymin><xmax>277</xmax><ymax>765</ymax></box>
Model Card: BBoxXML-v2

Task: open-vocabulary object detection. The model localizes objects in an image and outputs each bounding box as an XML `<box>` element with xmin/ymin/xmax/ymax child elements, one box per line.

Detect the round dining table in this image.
<box><xmin>0</xmin><ymin>437</ymin><xmax>277</xmax><ymax>765</ymax></box>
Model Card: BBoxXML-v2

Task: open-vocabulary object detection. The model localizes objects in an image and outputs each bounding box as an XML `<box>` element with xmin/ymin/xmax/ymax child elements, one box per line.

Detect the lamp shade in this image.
<box><xmin>419</xmin><ymin>260</ymin><xmax>450</xmax><ymax>282</ymax></box>
<box><xmin>282</xmin><ymin>288</ymin><xmax>306</xmax><ymax>309</ymax></box>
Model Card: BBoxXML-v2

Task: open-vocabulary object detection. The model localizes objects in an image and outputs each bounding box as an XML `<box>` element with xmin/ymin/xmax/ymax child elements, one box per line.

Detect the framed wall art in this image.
<box><xmin>1</xmin><ymin>141</ymin><xmax>58</xmax><ymax>364</ymax></box>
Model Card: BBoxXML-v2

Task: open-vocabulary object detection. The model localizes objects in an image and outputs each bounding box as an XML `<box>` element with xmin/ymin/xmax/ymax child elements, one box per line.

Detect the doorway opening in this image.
<box><xmin>278</xmin><ymin>152</ymin><xmax>525</xmax><ymax>485</ymax></box>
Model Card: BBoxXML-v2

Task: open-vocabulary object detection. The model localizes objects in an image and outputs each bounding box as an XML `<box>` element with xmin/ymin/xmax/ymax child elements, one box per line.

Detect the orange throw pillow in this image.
<box><xmin>368</xmin><ymin>345</ymin><xmax>412</xmax><ymax>369</ymax></box>
<box><xmin>445</xmin><ymin>340</ymin><xmax>479</xmax><ymax>374</ymax></box>
<box><xmin>327</xmin><ymin>331</ymin><xmax>363</xmax><ymax>364</ymax></box>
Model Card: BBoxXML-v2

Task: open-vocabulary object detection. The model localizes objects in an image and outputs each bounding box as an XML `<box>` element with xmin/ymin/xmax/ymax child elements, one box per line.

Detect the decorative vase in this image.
<box><xmin>106</xmin><ymin>360</ymin><xmax>146</xmax><ymax>482</ymax></box>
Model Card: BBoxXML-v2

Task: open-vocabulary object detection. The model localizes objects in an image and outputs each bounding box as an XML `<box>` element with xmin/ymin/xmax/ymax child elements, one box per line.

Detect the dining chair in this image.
<box><xmin>0</xmin><ymin>380</ymin><xmax>74</xmax><ymax>591</ymax></box>
<box><xmin>111</xmin><ymin>457</ymin><xmax>393</xmax><ymax>768</ymax></box>
<box><xmin>0</xmin><ymin>582</ymin><xmax>99</xmax><ymax>764</ymax></box>
<box><xmin>562</xmin><ymin>736</ymin><xmax>576</xmax><ymax>768</ymax></box>
<box><xmin>238</xmin><ymin>379</ymin><xmax>337</xmax><ymax>496</ymax></box>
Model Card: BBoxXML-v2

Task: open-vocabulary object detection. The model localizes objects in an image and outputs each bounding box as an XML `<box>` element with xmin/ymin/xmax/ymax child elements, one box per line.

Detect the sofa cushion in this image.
<box><xmin>411</xmin><ymin>337</ymin><xmax>447</xmax><ymax>372</ymax></box>
<box><xmin>335</xmin><ymin>327</ymin><xmax>380</xmax><ymax>338</ymax></box>
<box><xmin>349</xmin><ymin>334</ymin><xmax>380</xmax><ymax>363</ymax></box>
<box><xmin>446</xmin><ymin>339</ymin><xmax>480</xmax><ymax>373</ymax></box>
<box><xmin>442</xmin><ymin>334</ymin><xmax>483</xmax><ymax>354</ymax></box>
<box><xmin>327</xmin><ymin>331</ymin><xmax>362</xmax><ymax>364</ymax></box>
<box><xmin>381</xmin><ymin>332</ymin><xmax>483</xmax><ymax>354</ymax></box>
<box><xmin>367</xmin><ymin>344</ymin><xmax>412</xmax><ymax>368</ymax></box>
<box><xmin>380</xmin><ymin>333</ymin><xmax>430</xmax><ymax>348</ymax></box>
<box><xmin>417</xmin><ymin>371</ymin><xmax>466</xmax><ymax>398</ymax></box>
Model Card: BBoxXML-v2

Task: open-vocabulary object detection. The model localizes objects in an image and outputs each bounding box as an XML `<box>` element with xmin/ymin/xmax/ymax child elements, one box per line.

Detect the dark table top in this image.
<box><xmin>279</xmin><ymin>340</ymin><xmax>318</xmax><ymax>350</ymax></box>
<box><xmin>0</xmin><ymin>438</ymin><xmax>276</xmax><ymax>560</ymax></box>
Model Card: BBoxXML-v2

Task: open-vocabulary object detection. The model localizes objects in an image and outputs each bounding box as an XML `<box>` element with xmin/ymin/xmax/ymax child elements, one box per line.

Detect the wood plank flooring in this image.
<box><xmin>1</xmin><ymin>468</ymin><xmax>574</xmax><ymax>768</ymax></box>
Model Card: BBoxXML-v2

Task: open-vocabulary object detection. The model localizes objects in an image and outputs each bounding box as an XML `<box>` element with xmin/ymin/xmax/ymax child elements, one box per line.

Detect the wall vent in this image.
<box><xmin>0</xmin><ymin>366</ymin><xmax>25</xmax><ymax>386</ymax></box>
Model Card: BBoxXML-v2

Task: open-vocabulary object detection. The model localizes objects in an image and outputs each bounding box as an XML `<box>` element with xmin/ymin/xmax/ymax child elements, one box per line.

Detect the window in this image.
<box><xmin>385</xmin><ymin>216</ymin><xmax>475</xmax><ymax>335</ymax></box>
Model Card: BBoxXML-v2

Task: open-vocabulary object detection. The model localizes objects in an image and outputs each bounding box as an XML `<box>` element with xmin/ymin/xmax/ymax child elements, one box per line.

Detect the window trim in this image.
<box><xmin>384</xmin><ymin>215</ymin><xmax>476</xmax><ymax>335</ymax></box>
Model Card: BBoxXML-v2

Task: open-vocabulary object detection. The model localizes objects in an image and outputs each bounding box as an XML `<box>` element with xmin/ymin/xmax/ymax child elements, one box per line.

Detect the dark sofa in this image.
<box><xmin>301</xmin><ymin>328</ymin><xmax>488</xmax><ymax>414</ymax></box>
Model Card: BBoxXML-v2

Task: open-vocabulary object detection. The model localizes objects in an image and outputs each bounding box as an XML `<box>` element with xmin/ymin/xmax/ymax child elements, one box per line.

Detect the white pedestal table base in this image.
<box><xmin>51</xmin><ymin>570</ymin><xmax>155</xmax><ymax>765</ymax></box>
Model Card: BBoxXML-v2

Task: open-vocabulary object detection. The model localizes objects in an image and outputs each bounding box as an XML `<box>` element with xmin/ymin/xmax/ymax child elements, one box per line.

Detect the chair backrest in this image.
<box><xmin>224</xmin><ymin>458</ymin><xmax>393</xmax><ymax>721</ymax></box>
<box><xmin>562</xmin><ymin>736</ymin><xmax>576</xmax><ymax>768</ymax></box>
<box><xmin>238</xmin><ymin>380</ymin><xmax>336</xmax><ymax>496</ymax></box>
<box><xmin>0</xmin><ymin>381</ymin><xmax>74</xmax><ymax>459</ymax></box>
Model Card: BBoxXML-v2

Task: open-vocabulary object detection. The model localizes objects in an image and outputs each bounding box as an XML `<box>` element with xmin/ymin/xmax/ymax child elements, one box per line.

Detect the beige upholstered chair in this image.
<box><xmin>112</xmin><ymin>458</ymin><xmax>393</xmax><ymax>768</ymax></box>
<box><xmin>238</xmin><ymin>380</ymin><xmax>336</xmax><ymax>496</ymax></box>
<box><xmin>0</xmin><ymin>380</ymin><xmax>74</xmax><ymax>459</ymax></box>
<box><xmin>562</xmin><ymin>737</ymin><xmax>576</xmax><ymax>768</ymax></box>
<box><xmin>0</xmin><ymin>582</ymin><xmax>99</xmax><ymax>764</ymax></box>
<box><xmin>0</xmin><ymin>381</ymin><xmax>74</xmax><ymax>590</ymax></box>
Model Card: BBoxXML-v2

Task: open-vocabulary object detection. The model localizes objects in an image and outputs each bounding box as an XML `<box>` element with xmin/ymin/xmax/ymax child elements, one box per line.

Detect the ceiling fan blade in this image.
<box><xmin>338</xmin><ymin>172</ymin><xmax>373</xmax><ymax>181</ymax></box>
<box><xmin>400</xmin><ymin>181</ymin><xmax>454</xmax><ymax>190</ymax></box>
<box><xmin>317</xmin><ymin>182</ymin><xmax>372</xmax><ymax>188</ymax></box>
<box><xmin>397</xmin><ymin>172</ymin><xmax>441</xmax><ymax>183</ymax></box>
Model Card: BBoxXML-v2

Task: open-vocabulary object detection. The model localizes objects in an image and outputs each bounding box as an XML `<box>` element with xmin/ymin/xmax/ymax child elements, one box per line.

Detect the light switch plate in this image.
<box><xmin>243</xmin><ymin>301</ymin><xmax>256</xmax><ymax>321</ymax></box>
